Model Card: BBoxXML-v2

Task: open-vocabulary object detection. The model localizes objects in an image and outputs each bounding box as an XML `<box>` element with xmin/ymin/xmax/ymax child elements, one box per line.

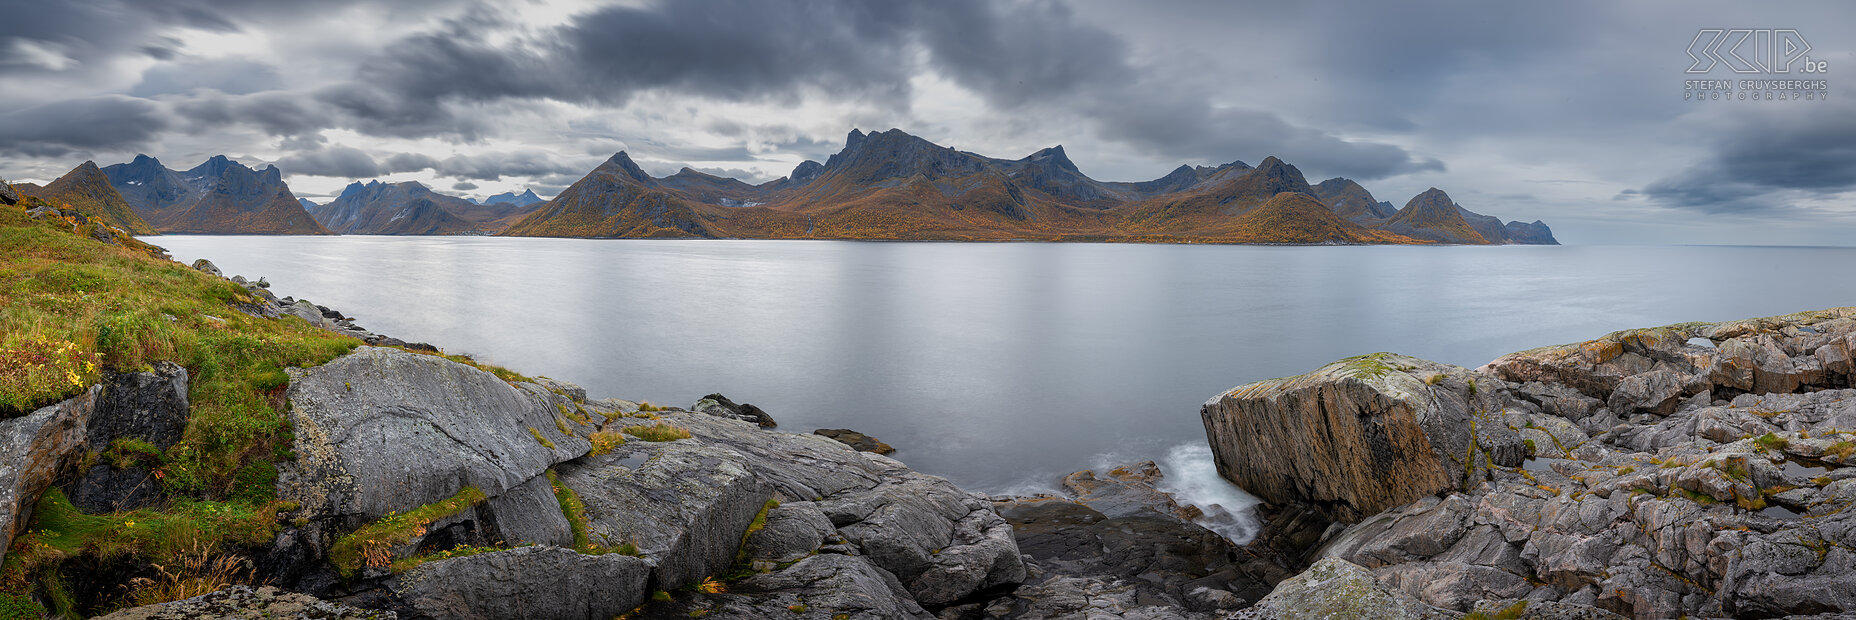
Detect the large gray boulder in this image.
<box><xmin>815</xmin><ymin>452</ymin><xmax>1026</xmax><ymax>606</ymax></box>
<box><xmin>0</xmin><ymin>181</ymin><xmax>18</xmax><ymax>205</ymax></box>
<box><xmin>655</xmin><ymin>411</ymin><xmax>1027</xmax><ymax>606</ymax></box>
<box><xmin>0</xmin><ymin>385</ymin><xmax>98</xmax><ymax>564</ymax></box>
<box><xmin>1200</xmin><ymin>353</ymin><xmax>1518</xmax><ymax>524</ymax></box>
<box><xmin>280</xmin><ymin>347</ymin><xmax>588</xmax><ymax>559</ymax></box>
<box><xmin>553</xmin><ymin>438</ymin><xmax>772</xmax><ymax>589</ymax></box>
<box><xmin>392</xmin><ymin>545</ymin><xmax>649</xmax><ymax>620</ymax></box>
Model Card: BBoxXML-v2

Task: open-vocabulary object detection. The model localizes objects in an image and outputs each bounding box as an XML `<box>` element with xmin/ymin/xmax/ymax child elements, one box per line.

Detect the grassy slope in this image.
<box><xmin>0</xmin><ymin>196</ymin><xmax>358</xmax><ymax>614</ymax></box>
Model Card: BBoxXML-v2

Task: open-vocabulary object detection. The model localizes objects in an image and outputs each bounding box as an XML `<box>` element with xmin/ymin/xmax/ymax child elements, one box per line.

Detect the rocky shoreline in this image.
<box><xmin>4</xmin><ymin>249</ymin><xmax>1851</xmax><ymax>619</ymax></box>
<box><xmin>1206</xmin><ymin>309</ymin><xmax>1856</xmax><ymax>619</ymax></box>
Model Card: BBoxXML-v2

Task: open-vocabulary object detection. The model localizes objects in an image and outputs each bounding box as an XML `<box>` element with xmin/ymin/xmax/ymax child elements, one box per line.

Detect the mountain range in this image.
<box><xmin>11</xmin><ymin>129</ymin><xmax>1554</xmax><ymax>243</ymax></box>
<box><xmin>308</xmin><ymin>180</ymin><xmax>541</xmax><ymax>235</ymax></box>
<box><xmin>101</xmin><ymin>155</ymin><xmax>329</xmax><ymax>234</ymax></box>
<box><xmin>505</xmin><ymin>128</ymin><xmax>1556</xmax><ymax>245</ymax></box>
<box><xmin>474</xmin><ymin>189</ymin><xmax>545</xmax><ymax>208</ymax></box>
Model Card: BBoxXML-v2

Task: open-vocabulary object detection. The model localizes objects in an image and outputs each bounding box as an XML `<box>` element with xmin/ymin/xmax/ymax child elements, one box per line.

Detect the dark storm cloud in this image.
<box><xmin>342</xmin><ymin>0</ymin><xmax>1435</xmax><ymax>179</ymax></box>
<box><xmin>0</xmin><ymin>96</ymin><xmax>169</xmax><ymax>151</ymax></box>
<box><xmin>350</xmin><ymin>0</ymin><xmax>918</xmax><ymax>118</ymax></box>
<box><xmin>1640</xmin><ymin>101</ymin><xmax>1856</xmax><ymax>214</ymax></box>
<box><xmin>275</xmin><ymin>145</ymin><xmax>585</xmax><ymax>182</ymax></box>
<box><xmin>172</xmin><ymin>91</ymin><xmax>334</xmax><ymax>137</ymax></box>
<box><xmin>451</xmin><ymin>181</ymin><xmax>477</xmax><ymax>191</ymax></box>
<box><xmin>0</xmin><ymin>0</ymin><xmax>421</xmax><ymax>76</ymax></box>
<box><xmin>427</xmin><ymin>151</ymin><xmax>583</xmax><ymax>181</ymax></box>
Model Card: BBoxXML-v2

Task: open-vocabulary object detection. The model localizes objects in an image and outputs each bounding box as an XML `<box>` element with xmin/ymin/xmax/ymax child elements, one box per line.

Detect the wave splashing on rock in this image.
<box><xmin>1158</xmin><ymin>443</ymin><xmax>1265</xmax><ymax>544</ymax></box>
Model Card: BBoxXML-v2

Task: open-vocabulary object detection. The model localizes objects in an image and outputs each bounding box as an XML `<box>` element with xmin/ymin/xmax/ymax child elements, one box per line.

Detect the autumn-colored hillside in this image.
<box><xmin>503</xmin><ymin>129</ymin><xmax>1556</xmax><ymax>245</ymax></box>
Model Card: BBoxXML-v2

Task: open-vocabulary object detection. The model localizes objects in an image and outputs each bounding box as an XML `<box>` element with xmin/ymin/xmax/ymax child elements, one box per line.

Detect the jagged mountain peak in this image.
<box><xmin>601</xmin><ymin>151</ymin><xmax>656</xmax><ymax>185</ymax></box>
<box><xmin>789</xmin><ymin>160</ymin><xmax>825</xmax><ymax>184</ymax></box>
<box><xmin>1406</xmin><ymin>187</ymin><xmax>1453</xmax><ymax>211</ymax></box>
<box><xmin>1377</xmin><ymin>187</ymin><xmax>1488</xmax><ymax>244</ymax></box>
<box><xmin>1246</xmin><ymin>156</ymin><xmax>1311</xmax><ymax>190</ymax></box>
<box><xmin>186</xmin><ymin>154</ymin><xmax>240</xmax><ymax>180</ymax></box>
<box><xmin>1023</xmin><ymin>145</ymin><xmax>1079</xmax><ymax>173</ymax></box>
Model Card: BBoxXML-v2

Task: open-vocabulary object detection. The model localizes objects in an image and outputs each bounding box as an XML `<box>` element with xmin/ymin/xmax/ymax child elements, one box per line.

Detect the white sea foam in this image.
<box><xmin>1156</xmin><ymin>443</ymin><xmax>1263</xmax><ymax>544</ymax></box>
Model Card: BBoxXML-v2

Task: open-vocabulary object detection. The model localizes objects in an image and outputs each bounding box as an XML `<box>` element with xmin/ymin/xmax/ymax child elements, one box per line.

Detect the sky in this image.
<box><xmin>0</xmin><ymin>0</ymin><xmax>1852</xmax><ymax>244</ymax></box>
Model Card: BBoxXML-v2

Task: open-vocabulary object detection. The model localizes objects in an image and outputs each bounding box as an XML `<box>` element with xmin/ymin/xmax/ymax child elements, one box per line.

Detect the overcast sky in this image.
<box><xmin>1</xmin><ymin>0</ymin><xmax>1852</xmax><ymax>244</ymax></box>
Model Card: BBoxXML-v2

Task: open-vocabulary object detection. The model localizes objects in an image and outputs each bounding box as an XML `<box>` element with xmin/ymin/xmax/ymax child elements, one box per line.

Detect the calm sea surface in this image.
<box><xmin>148</xmin><ymin>237</ymin><xmax>1856</xmax><ymax>537</ymax></box>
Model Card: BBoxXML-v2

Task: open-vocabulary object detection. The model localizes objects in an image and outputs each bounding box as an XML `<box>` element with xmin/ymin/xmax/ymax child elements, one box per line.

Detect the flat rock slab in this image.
<box><xmin>1228</xmin><ymin>557</ymin><xmax>1456</xmax><ymax>620</ymax></box>
<box><xmin>393</xmin><ymin>546</ymin><xmax>648</xmax><ymax>620</ymax></box>
<box><xmin>98</xmin><ymin>585</ymin><xmax>394</xmax><ymax>620</ymax></box>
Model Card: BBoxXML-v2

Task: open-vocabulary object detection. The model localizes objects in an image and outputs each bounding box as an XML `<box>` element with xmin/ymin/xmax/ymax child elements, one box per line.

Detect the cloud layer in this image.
<box><xmin>0</xmin><ymin>0</ymin><xmax>1852</xmax><ymax>243</ymax></box>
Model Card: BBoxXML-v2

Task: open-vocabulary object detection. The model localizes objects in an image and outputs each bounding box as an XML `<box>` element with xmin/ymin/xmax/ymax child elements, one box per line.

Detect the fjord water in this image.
<box><xmin>152</xmin><ymin>237</ymin><xmax>1856</xmax><ymax>537</ymax></box>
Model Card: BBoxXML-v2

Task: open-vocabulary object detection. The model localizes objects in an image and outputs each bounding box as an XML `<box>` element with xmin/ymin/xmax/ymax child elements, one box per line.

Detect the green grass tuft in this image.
<box><xmin>0</xmin><ymin>489</ymin><xmax>280</xmax><ymax>594</ymax></box>
<box><xmin>623</xmin><ymin>422</ymin><xmax>692</xmax><ymax>442</ymax></box>
<box><xmin>327</xmin><ymin>487</ymin><xmax>487</xmax><ymax>578</ymax></box>
<box><xmin>528</xmin><ymin>426</ymin><xmax>556</xmax><ymax>449</ymax></box>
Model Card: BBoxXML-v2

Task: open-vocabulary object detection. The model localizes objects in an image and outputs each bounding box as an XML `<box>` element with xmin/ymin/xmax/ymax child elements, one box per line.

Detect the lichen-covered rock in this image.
<box><xmin>188</xmin><ymin>258</ymin><xmax>221</xmax><ymax>277</ymax></box>
<box><xmin>1201</xmin><ymin>353</ymin><xmax>1516</xmax><ymax>523</ymax></box>
<box><xmin>0</xmin><ymin>385</ymin><xmax>98</xmax><ymax>564</ymax></box>
<box><xmin>1228</xmin><ymin>557</ymin><xmax>1458</xmax><ymax>619</ymax></box>
<box><xmin>1467</xmin><ymin>599</ymin><xmax>1627</xmax><ymax>620</ymax></box>
<box><xmin>1605</xmin><ymin>369</ymin><xmax>1704</xmax><ymax>416</ymax></box>
<box><xmin>97</xmin><ymin>585</ymin><xmax>393</xmax><ymax>619</ymax></box>
<box><xmin>553</xmin><ymin>438</ymin><xmax>772</xmax><ymax>589</ymax></box>
<box><xmin>1481</xmin><ymin>326</ymin><xmax>1709</xmax><ymax>400</ymax></box>
<box><xmin>391</xmin><ymin>545</ymin><xmax>648</xmax><ymax>620</ymax></box>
